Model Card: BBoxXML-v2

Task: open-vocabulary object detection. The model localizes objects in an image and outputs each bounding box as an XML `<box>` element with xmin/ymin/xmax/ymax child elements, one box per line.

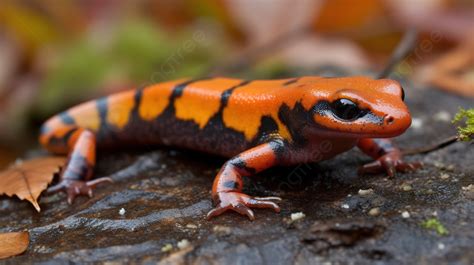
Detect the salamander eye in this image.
<box><xmin>331</xmin><ymin>99</ymin><xmax>365</xmax><ymax>121</ymax></box>
<box><xmin>401</xmin><ymin>87</ymin><xmax>405</xmax><ymax>101</ymax></box>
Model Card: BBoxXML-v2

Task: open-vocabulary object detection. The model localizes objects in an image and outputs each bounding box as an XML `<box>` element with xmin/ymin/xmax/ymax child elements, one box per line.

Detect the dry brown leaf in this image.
<box><xmin>0</xmin><ymin>231</ymin><xmax>29</xmax><ymax>259</ymax></box>
<box><xmin>0</xmin><ymin>156</ymin><xmax>66</xmax><ymax>212</ymax></box>
<box><xmin>419</xmin><ymin>38</ymin><xmax>474</xmax><ymax>98</ymax></box>
<box><xmin>219</xmin><ymin>0</ymin><xmax>370</xmax><ymax>71</ymax></box>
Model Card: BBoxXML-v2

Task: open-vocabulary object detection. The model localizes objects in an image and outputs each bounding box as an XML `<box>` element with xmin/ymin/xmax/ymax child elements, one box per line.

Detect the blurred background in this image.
<box><xmin>0</xmin><ymin>0</ymin><xmax>473</xmax><ymax>167</ymax></box>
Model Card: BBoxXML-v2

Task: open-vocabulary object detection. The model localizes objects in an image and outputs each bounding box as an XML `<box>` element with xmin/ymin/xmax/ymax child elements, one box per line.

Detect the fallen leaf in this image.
<box><xmin>386</xmin><ymin>0</ymin><xmax>474</xmax><ymax>42</ymax></box>
<box><xmin>0</xmin><ymin>231</ymin><xmax>29</xmax><ymax>259</ymax></box>
<box><xmin>0</xmin><ymin>156</ymin><xmax>66</xmax><ymax>212</ymax></box>
<box><xmin>223</xmin><ymin>0</ymin><xmax>322</xmax><ymax>47</ymax></box>
<box><xmin>214</xmin><ymin>0</ymin><xmax>370</xmax><ymax>73</ymax></box>
<box><xmin>419</xmin><ymin>38</ymin><xmax>474</xmax><ymax>98</ymax></box>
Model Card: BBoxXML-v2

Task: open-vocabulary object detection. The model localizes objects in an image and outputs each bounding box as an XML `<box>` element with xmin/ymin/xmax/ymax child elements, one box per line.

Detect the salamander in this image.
<box><xmin>40</xmin><ymin>76</ymin><xmax>420</xmax><ymax>220</ymax></box>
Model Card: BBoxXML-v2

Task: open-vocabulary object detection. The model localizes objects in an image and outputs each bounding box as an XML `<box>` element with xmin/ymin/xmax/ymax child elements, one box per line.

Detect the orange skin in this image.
<box><xmin>40</xmin><ymin>76</ymin><xmax>420</xmax><ymax>220</ymax></box>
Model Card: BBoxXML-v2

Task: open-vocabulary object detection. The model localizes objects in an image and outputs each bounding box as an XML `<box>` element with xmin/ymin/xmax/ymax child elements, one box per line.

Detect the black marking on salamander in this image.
<box><xmin>222</xmin><ymin>180</ymin><xmax>240</xmax><ymax>190</ymax></box>
<box><xmin>252</xmin><ymin>115</ymin><xmax>280</xmax><ymax>145</ymax></box>
<box><xmin>191</xmin><ymin>80</ymin><xmax>252</xmax><ymax>156</ymax></box>
<box><xmin>232</xmin><ymin>157</ymin><xmax>257</xmax><ymax>175</ymax></box>
<box><xmin>40</xmin><ymin>124</ymin><xmax>51</xmax><ymax>135</ymax></box>
<box><xmin>62</xmin><ymin>154</ymin><xmax>92</xmax><ymax>181</ymax></box>
<box><xmin>59</xmin><ymin>112</ymin><xmax>75</xmax><ymax>125</ymax></box>
<box><xmin>219</xmin><ymin>80</ymin><xmax>251</xmax><ymax>110</ymax></box>
<box><xmin>204</xmin><ymin>80</ymin><xmax>251</xmax><ymax>133</ymax></box>
<box><xmin>96</xmin><ymin>97</ymin><xmax>108</xmax><ymax>128</ymax></box>
<box><xmin>47</xmin><ymin>127</ymin><xmax>78</xmax><ymax>149</ymax></box>
<box><xmin>62</xmin><ymin>128</ymin><xmax>79</xmax><ymax>144</ymax></box>
<box><xmin>373</xmin><ymin>139</ymin><xmax>395</xmax><ymax>156</ymax></box>
<box><xmin>95</xmin><ymin>96</ymin><xmax>122</xmax><ymax>144</ymax></box>
<box><xmin>132</xmin><ymin>87</ymin><xmax>144</xmax><ymax>114</ymax></box>
<box><xmin>268</xmin><ymin>139</ymin><xmax>285</xmax><ymax>161</ymax></box>
<box><xmin>278</xmin><ymin>102</ymin><xmax>314</xmax><ymax>147</ymax></box>
<box><xmin>312</xmin><ymin>100</ymin><xmax>331</xmax><ymax>116</ymax></box>
<box><xmin>170</xmin><ymin>79</ymin><xmax>207</xmax><ymax>100</ymax></box>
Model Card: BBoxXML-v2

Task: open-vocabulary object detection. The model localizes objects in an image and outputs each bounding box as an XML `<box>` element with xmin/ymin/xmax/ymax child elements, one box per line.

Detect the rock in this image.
<box><xmin>358</xmin><ymin>189</ymin><xmax>374</xmax><ymax>196</ymax></box>
<box><xmin>368</xmin><ymin>207</ymin><xmax>381</xmax><ymax>216</ymax></box>
<box><xmin>302</xmin><ymin>219</ymin><xmax>385</xmax><ymax>254</ymax></box>
<box><xmin>401</xmin><ymin>211</ymin><xmax>411</xmax><ymax>218</ymax></box>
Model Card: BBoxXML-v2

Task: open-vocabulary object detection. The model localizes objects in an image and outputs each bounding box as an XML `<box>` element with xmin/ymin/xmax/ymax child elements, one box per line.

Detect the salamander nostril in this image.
<box><xmin>386</xmin><ymin>116</ymin><xmax>395</xmax><ymax>125</ymax></box>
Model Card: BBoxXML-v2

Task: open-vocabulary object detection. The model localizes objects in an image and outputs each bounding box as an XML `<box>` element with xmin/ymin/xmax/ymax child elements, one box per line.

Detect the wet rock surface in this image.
<box><xmin>1</xmin><ymin>82</ymin><xmax>473</xmax><ymax>264</ymax></box>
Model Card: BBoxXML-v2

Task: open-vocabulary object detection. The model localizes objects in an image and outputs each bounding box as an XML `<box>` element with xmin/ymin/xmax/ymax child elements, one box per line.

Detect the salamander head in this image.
<box><xmin>301</xmin><ymin>76</ymin><xmax>411</xmax><ymax>138</ymax></box>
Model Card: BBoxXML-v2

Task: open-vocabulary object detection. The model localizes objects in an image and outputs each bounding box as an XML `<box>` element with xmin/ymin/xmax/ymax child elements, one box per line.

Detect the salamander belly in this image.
<box><xmin>105</xmin><ymin>110</ymin><xmax>251</xmax><ymax>157</ymax></box>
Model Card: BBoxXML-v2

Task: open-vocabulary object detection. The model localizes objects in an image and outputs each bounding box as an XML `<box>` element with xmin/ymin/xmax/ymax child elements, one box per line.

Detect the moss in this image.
<box><xmin>453</xmin><ymin>108</ymin><xmax>474</xmax><ymax>141</ymax></box>
<box><xmin>421</xmin><ymin>218</ymin><xmax>449</xmax><ymax>236</ymax></box>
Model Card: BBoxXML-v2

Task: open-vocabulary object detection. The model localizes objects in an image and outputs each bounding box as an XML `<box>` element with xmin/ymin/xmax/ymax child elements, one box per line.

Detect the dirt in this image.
<box><xmin>0</xmin><ymin>75</ymin><xmax>473</xmax><ymax>264</ymax></box>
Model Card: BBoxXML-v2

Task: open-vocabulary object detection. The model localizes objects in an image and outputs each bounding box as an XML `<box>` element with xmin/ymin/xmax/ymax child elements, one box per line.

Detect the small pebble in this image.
<box><xmin>368</xmin><ymin>207</ymin><xmax>380</xmax><ymax>216</ymax></box>
<box><xmin>462</xmin><ymin>184</ymin><xmax>474</xmax><ymax>199</ymax></box>
<box><xmin>358</xmin><ymin>189</ymin><xmax>374</xmax><ymax>196</ymax></box>
<box><xmin>434</xmin><ymin>161</ymin><xmax>445</xmax><ymax>169</ymax></box>
<box><xmin>411</xmin><ymin>118</ymin><xmax>423</xmax><ymax>130</ymax></box>
<box><xmin>446</xmin><ymin>164</ymin><xmax>455</xmax><ymax>171</ymax></box>
<box><xmin>402</xmin><ymin>185</ymin><xmax>412</xmax><ymax>191</ymax></box>
<box><xmin>341</xmin><ymin>204</ymin><xmax>350</xmax><ymax>209</ymax></box>
<box><xmin>118</xmin><ymin>208</ymin><xmax>126</xmax><ymax>216</ymax></box>
<box><xmin>161</xmin><ymin>244</ymin><xmax>173</xmax><ymax>252</ymax></box>
<box><xmin>186</xmin><ymin>224</ymin><xmax>198</xmax><ymax>229</ymax></box>
<box><xmin>177</xmin><ymin>239</ymin><xmax>190</xmax><ymax>249</ymax></box>
<box><xmin>290</xmin><ymin>212</ymin><xmax>306</xmax><ymax>222</ymax></box>
<box><xmin>437</xmin><ymin>243</ymin><xmax>445</xmax><ymax>250</ymax></box>
<box><xmin>440</xmin><ymin>173</ymin><xmax>450</xmax><ymax>180</ymax></box>
<box><xmin>213</xmin><ymin>225</ymin><xmax>232</xmax><ymax>235</ymax></box>
<box><xmin>433</xmin><ymin>111</ymin><xmax>451</xmax><ymax>122</ymax></box>
<box><xmin>401</xmin><ymin>211</ymin><xmax>410</xmax><ymax>218</ymax></box>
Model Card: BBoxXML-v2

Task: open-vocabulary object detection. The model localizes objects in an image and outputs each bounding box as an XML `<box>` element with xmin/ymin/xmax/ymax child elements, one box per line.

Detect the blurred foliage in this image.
<box><xmin>0</xmin><ymin>2</ymin><xmax>59</xmax><ymax>55</ymax></box>
<box><xmin>453</xmin><ymin>108</ymin><xmax>474</xmax><ymax>141</ymax></box>
<box><xmin>38</xmin><ymin>19</ymin><xmax>221</xmax><ymax>115</ymax></box>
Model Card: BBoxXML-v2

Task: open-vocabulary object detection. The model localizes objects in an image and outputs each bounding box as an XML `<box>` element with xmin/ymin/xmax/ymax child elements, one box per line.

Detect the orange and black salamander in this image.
<box><xmin>40</xmin><ymin>76</ymin><xmax>420</xmax><ymax>220</ymax></box>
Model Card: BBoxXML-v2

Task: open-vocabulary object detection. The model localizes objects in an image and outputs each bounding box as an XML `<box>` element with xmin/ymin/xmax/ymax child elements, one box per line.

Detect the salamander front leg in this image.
<box><xmin>357</xmin><ymin>138</ymin><xmax>422</xmax><ymax>176</ymax></box>
<box><xmin>47</xmin><ymin>129</ymin><xmax>112</xmax><ymax>203</ymax></box>
<box><xmin>207</xmin><ymin>140</ymin><xmax>285</xmax><ymax>220</ymax></box>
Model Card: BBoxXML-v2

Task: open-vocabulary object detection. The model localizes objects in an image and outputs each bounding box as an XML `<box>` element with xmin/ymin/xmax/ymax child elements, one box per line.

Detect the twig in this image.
<box><xmin>402</xmin><ymin>135</ymin><xmax>459</xmax><ymax>156</ymax></box>
<box><xmin>376</xmin><ymin>29</ymin><xmax>419</xmax><ymax>79</ymax></box>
